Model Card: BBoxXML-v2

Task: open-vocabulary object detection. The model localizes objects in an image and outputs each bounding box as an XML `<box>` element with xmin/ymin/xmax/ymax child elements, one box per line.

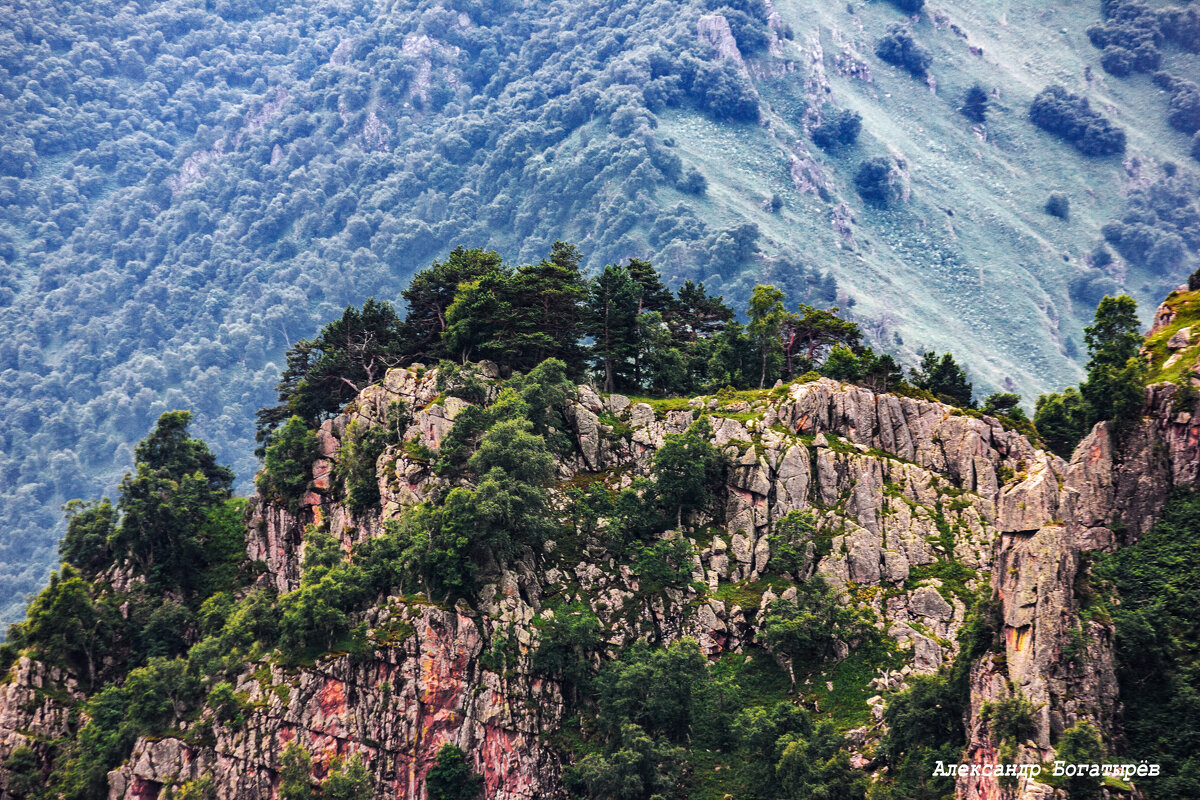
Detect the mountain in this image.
<box><xmin>2</xmin><ymin>280</ymin><xmax>1200</xmax><ymax>798</ymax></box>
<box><xmin>2</xmin><ymin>0</ymin><xmax>1199</xmax><ymax>634</ymax></box>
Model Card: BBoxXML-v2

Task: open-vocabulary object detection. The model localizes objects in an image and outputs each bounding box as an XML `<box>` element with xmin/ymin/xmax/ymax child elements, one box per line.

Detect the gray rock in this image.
<box><xmin>909</xmin><ymin>586</ymin><xmax>953</xmax><ymax>621</ymax></box>
<box><xmin>1168</xmin><ymin>326</ymin><xmax>1193</xmax><ymax>350</ymax></box>
<box><xmin>606</xmin><ymin>393</ymin><xmax>631</xmax><ymax>414</ymax></box>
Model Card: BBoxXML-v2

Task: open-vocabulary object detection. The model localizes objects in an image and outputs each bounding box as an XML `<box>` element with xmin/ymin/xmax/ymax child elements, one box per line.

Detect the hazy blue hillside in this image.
<box><xmin>0</xmin><ymin>0</ymin><xmax>1197</xmax><ymax>624</ymax></box>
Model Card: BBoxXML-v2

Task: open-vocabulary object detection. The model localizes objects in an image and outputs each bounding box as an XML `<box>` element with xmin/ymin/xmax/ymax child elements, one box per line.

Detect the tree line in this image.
<box><xmin>256</xmin><ymin>243</ymin><xmax>995</xmax><ymax>451</ymax></box>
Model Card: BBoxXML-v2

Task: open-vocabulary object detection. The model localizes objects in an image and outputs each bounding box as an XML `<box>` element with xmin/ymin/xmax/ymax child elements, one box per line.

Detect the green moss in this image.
<box><xmin>624</xmin><ymin>395</ymin><xmax>696</xmax><ymax>416</ymax></box>
<box><xmin>711</xmin><ymin>577</ymin><xmax>791</xmax><ymax>611</ymax></box>
<box><xmin>905</xmin><ymin>560</ymin><xmax>979</xmax><ymax>605</ymax></box>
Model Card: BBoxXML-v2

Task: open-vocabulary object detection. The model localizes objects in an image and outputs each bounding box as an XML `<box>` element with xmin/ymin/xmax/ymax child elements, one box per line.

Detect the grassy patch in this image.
<box><xmin>1143</xmin><ymin>288</ymin><xmax>1200</xmax><ymax>386</ymax></box>
<box><xmin>799</xmin><ymin>637</ymin><xmax>904</xmax><ymax>732</ymax></box>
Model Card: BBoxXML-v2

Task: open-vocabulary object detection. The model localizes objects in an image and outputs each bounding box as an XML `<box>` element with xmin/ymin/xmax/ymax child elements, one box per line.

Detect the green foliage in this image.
<box><xmin>336</xmin><ymin>421</ymin><xmax>390</xmax><ymax>513</ymax></box>
<box><xmin>1101</xmin><ymin>168</ymin><xmax>1200</xmax><ymax>274</ymax></box>
<box><xmin>426</xmin><ymin>744</ymin><xmax>484</xmax><ymax>800</ymax></box>
<box><xmin>960</xmin><ymin>84</ymin><xmax>989</xmax><ymax>123</ymax></box>
<box><xmin>1055</xmin><ymin>722</ymin><xmax>1104</xmax><ymax>800</ymax></box>
<box><xmin>1044</xmin><ymin>193</ymin><xmax>1070</xmax><ymax>219</ymax></box>
<box><xmin>1034</xmin><ymin>387</ymin><xmax>1089</xmax><ymax>458</ymax></box>
<box><xmin>767</xmin><ymin>511</ymin><xmax>827</xmax><ymax>576</ymax></box>
<box><xmin>5</xmin><ymin>566</ymin><xmax>115</xmax><ymax>687</ymax></box>
<box><xmin>1097</xmin><ymin>489</ymin><xmax>1200</xmax><ymax>798</ymax></box>
<box><xmin>594</xmin><ymin>639</ymin><xmax>714</xmax><ymax>746</ymax></box>
<box><xmin>111</xmin><ymin>411</ymin><xmax>236</xmax><ymax>594</ymax></box>
<box><xmin>565</xmin><ymin>722</ymin><xmax>686</xmax><ymax>800</ymax></box>
<box><xmin>1080</xmin><ymin>294</ymin><xmax>1146</xmax><ymax>430</ymax></box>
<box><xmin>854</xmin><ymin>157</ymin><xmax>898</xmax><ymax>205</ymax></box>
<box><xmin>652</xmin><ymin>418</ymin><xmax>726</xmax><ymax>526</ymax></box>
<box><xmin>776</xmin><ymin>722</ymin><xmax>868</xmax><ymax>800</ymax></box>
<box><xmin>51</xmin><ymin>657</ymin><xmax>201</xmax><ymax>800</ymax></box>
<box><xmin>631</xmin><ymin>536</ymin><xmax>696</xmax><ymax>592</ymax></box>
<box><xmin>981</xmin><ymin>694</ymin><xmax>1037</xmax><ymax>788</ymax></box>
<box><xmin>533</xmin><ymin>603</ymin><xmax>603</xmax><ymax>699</ymax></box>
<box><xmin>811</xmin><ymin>108</ymin><xmax>862</xmax><ymax>150</ymax></box>
<box><xmin>875</xmin><ymin>24</ymin><xmax>932</xmax><ymax>77</ymax></box>
<box><xmin>761</xmin><ymin>578</ymin><xmax>875</xmax><ymax>668</ymax></box>
<box><xmin>371</xmin><ymin>497</ymin><xmax>479</xmax><ymax>602</ymax></box>
<box><xmin>59</xmin><ymin>499</ymin><xmax>117</xmax><ymax>576</ymax></box>
<box><xmin>279</xmin><ymin>742</ymin><xmax>318</xmax><ymax>800</ymax></box>
<box><xmin>468</xmin><ymin>418</ymin><xmax>557</xmax><ymax>559</ymax></box>
<box><xmin>257</xmin><ymin>416</ymin><xmax>319</xmax><ymax>513</ymax></box>
<box><xmin>321</xmin><ymin>754</ymin><xmax>373</xmax><ymax>800</ymax></box>
<box><xmin>5</xmin><ymin>746</ymin><xmax>42</xmax><ymax>799</ymax></box>
<box><xmin>749</xmin><ymin>285</ymin><xmax>788</xmax><ymax>388</ymax></box>
<box><xmin>207</xmin><ymin>681</ymin><xmax>247</xmax><ymax>726</ymax></box>
<box><xmin>1029</xmin><ymin>85</ymin><xmax>1126</xmax><ymax>156</ymax></box>
<box><xmin>257</xmin><ymin>299</ymin><xmax>406</xmax><ymax>443</ymax></box>
<box><xmin>732</xmin><ymin>701</ymin><xmax>815</xmax><ymax>799</ymax></box>
<box><xmin>909</xmin><ymin>352</ymin><xmax>973</xmax><ymax>408</ymax></box>
<box><xmin>875</xmin><ymin>673</ymin><xmax>964</xmax><ymax>800</ymax></box>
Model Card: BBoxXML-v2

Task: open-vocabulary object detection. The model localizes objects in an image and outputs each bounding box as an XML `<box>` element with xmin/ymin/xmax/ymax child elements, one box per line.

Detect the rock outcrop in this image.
<box><xmin>6</xmin><ymin>356</ymin><xmax>1198</xmax><ymax>800</ymax></box>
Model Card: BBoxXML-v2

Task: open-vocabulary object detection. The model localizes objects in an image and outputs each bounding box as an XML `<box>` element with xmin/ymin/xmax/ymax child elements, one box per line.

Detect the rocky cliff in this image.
<box><xmin>6</xmin><ymin>311</ymin><xmax>1200</xmax><ymax>799</ymax></box>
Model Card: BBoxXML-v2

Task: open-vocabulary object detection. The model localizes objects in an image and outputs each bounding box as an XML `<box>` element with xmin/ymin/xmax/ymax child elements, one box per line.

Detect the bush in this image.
<box><xmin>335</xmin><ymin>421</ymin><xmax>389</xmax><ymax>513</ymax></box>
<box><xmin>1055</xmin><ymin>722</ymin><xmax>1104</xmax><ymax>799</ymax></box>
<box><xmin>1029</xmin><ymin>85</ymin><xmax>1127</xmax><ymax>156</ymax></box>
<box><xmin>761</xmin><ymin>577</ymin><xmax>875</xmax><ymax>668</ymax></box>
<box><xmin>257</xmin><ymin>416</ymin><xmax>319</xmax><ymax>513</ymax></box>
<box><xmin>854</xmin><ymin>157</ymin><xmax>898</xmax><ymax>205</ymax></box>
<box><xmin>811</xmin><ymin>108</ymin><xmax>862</xmax><ymax>150</ymax></box>
<box><xmin>875</xmin><ymin>24</ymin><xmax>932</xmax><ymax>77</ymax></box>
<box><xmin>1087</xmin><ymin>0</ymin><xmax>1163</xmax><ymax>76</ymax></box>
<box><xmin>961</xmin><ymin>84</ymin><xmax>989</xmax><ymax>123</ymax></box>
<box><xmin>910</xmin><ymin>351</ymin><xmax>973</xmax><ymax>407</ymax></box>
<box><xmin>1034</xmin><ymin>387</ymin><xmax>1090</xmax><ymax>458</ymax></box>
<box><xmin>652</xmin><ymin>418</ymin><xmax>725</xmax><ymax>526</ymax></box>
<box><xmin>886</xmin><ymin>0</ymin><xmax>924</xmax><ymax>12</ymax></box>
<box><xmin>1045</xmin><ymin>193</ymin><xmax>1070</xmax><ymax>219</ymax></box>
<box><xmin>680</xmin><ymin>166</ymin><xmax>707</xmax><ymax>194</ymax></box>
<box><xmin>426</xmin><ymin>744</ymin><xmax>484</xmax><ymax>800</ymax></box>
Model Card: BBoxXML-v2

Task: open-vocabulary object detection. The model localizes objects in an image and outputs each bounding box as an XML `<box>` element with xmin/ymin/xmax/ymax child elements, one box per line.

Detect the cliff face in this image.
<box><xmin>6</xmin><ymin>331</ymin><xmax>1200</xmax><ymax>799</ymax></box>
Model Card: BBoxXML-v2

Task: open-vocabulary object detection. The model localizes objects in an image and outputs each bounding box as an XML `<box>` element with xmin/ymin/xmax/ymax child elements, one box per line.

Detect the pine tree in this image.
<box><xmin>586</xmin><ymin>264</ymin><xmax>641</xmax><ymax>393</ymax></box>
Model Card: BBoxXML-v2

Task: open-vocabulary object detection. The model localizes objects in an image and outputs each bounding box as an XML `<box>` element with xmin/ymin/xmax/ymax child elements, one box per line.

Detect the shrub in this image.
<box><xmin>875</xmin><ymin>24</ymin><xmax>932</xmax><ymax>77</ymax></box>
<box><xmin>761</xmin><ymin>577</ymin><xmax>874</xmax><ymax>668</ymax></box>
<box><xmin>811</xmin><ymin>108</ymin><xmax>862</xmax><ymax>150</ymax></box>
<box><xmin>1045</xmin><ymin>193</ymin><xmax>1070</xmax><ymax>219</ymax></box>
<box><xmin>426</xmin><ymin>744</ymin><xmax>483</xmax><ymax>800</ymax></box>
<box><xmin>1034</xmin><ymin>387</ymin><xmax>1090</xmax><ymax>458</ymax></box>
<box><xmin>652</xmin><ymin>418</ymin><xmax>725</xmax><ymax>527</ymax></box>
<box><xmin>910</xmin><ymin>351</ymin><xmax>973</xmax><ymax>407</ymax></box>
<box><xmin>854</xmin><ymin>157</ymin><xmax>898</xmax><ymax>205</ymax></box>
<box><xmin>1055</xmin><ymin>722</ymin><xmax>1104</xmax><ymax>799</ymax></box>
<box><xmin>335</xmin><ymin>421</ymin><xmax>389</xmax><ymax>513</ymax></box>
<box><xmin>257</xmin><ymin>416</ymin><xmax>319</xmax><ymax>513</ymax></box>
<box><xmin>680</xmin><ymin>166</ymin><xmax>707</xmax><ymax>194</ymax></box>
<box><xmin>887</xmin><ymin>0</ymin><xmax>924</xmax><ymax>12</ymax></box>
<box><xmin>1029</xmin><ymin>85</ymin><xmax>1126</xmax><ymax>156</ymax></box>
<box><xmin>961</xmin><ymin>83</ymin><xmax>989</xmax><ymax>123</ymax></box>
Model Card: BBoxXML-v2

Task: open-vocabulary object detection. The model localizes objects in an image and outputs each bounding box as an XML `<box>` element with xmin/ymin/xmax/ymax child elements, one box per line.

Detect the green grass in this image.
<box><xmin>1143</xmin><ymin>288</ymin><xmax>1200</xmax><ymax>386</ymax></box>
<box><xmin>799</xmin><ymin>637</ymin><xmax>905</xmax><ymax>732</ymax></box>
<box><xmin>689</xmin><ymin>651</ymin><xmax>795</xmax><ymax>800</ymax></box>
<box><xmin>711</xmin><ymin>576</ymin><xmax>793</xmax><ymax>611</ymax></box>
<box><xmin>623</xmin><ymin>395</ymin><xmax>697</xmax><ymax>416</ymax></box>
<box><xmin>665</xmin><ymin>0</ymin><xmax>1198</xmax><ymax>403</ymax></box>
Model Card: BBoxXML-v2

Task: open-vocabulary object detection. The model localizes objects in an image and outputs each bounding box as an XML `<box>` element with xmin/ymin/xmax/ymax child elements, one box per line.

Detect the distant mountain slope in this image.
<box><xmin>0</xmin><ymin>0</ymin><xmax>1196</xmax><ymax>624</ymax></box>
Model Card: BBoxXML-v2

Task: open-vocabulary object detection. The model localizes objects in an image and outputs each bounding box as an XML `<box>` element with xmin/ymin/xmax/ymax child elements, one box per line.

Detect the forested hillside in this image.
<box><xmin>1</xmin><ymin>0</ymin><xmax>1199</xmax><ymax>624</ymax></box>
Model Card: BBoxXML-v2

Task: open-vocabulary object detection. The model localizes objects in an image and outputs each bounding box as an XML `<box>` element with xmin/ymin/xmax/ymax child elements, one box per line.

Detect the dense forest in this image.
<box><xmin>2</xmin><ymin>0</ymin><xmax>1200</xmax><ymax>630</ymax></box>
